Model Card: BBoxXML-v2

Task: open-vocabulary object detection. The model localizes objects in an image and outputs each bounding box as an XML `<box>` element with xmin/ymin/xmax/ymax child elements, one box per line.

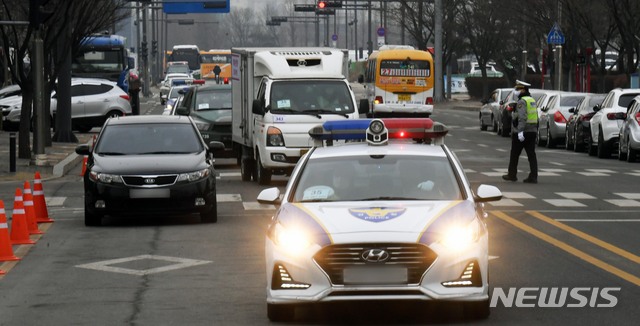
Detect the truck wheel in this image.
<box><xmin>240</xmin><ymin>158</ymin><xmax>255</xmax><ymax>181</ymax></box>
<box><xmin>255</xmin><ymin>152</ymin><xmax>272</xmax><ymax>185</ymax></box>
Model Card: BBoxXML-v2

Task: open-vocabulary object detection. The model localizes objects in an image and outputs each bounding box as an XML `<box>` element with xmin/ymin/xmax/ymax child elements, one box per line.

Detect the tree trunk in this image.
<box><xmin>18</xmin><ymin>87</ymin><xmax>33</xmax><ymax>159</ymax></box>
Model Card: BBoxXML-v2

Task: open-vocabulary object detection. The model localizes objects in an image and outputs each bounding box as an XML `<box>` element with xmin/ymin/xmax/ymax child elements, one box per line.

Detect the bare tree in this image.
<box><xmin>0</xmin><ymin>0</ymin><xmax>127</xmax><ymax>159</ymax></box>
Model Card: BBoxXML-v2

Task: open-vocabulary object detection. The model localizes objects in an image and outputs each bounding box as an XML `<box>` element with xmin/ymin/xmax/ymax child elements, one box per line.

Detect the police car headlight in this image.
<box><xmin>89</xmin><ymin>171</ymin><xmax>123</xmax><ymax>184</ymax></box>
<box><xmin>177</xmin><ymin>168</ymin><xmax>210</xmax><ymax>182</ymax></box>
<box><xmin>272</xmin><ymin>223</ymin><xmax>311</xmax><ymax>256</ymax></box>
<box><xmin>441</xmin><ymin>218</ymin><xmax>482</xmax><ymax>251</ymax></box>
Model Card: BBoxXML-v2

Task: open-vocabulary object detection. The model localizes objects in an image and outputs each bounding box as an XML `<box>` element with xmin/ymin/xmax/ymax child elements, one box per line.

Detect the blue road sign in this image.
<box><xmin>163</xmin><ymin>0</ymin><xmax>230</xmax><ymax>14</ymax></box>
<box><xmin>377</xmin><ymin>27</ymin><xmax>385</xmax><ymax>37</ymax></box>
<box><xmin>547</xmin><ymin>23</ymin><xmax>565</xmax><ymax>45</ymax></box>
<box><xmin>332</xmin><ymin>34</ymin><xmax>338</xmax><ymax>41</ymax></box>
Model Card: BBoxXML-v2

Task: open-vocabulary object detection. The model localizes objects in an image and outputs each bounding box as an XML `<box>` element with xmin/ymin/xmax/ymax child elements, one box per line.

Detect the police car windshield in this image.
<box><xmin>293</xmin><ymin>155</ymin><xmax>462</xmax><ymax>202</ymax></box>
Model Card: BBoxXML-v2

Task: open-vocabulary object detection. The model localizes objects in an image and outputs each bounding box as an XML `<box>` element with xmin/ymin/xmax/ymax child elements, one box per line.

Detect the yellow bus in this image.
<box><xmin>363</xmin><ymin>45</ymin><xmax>434</xmax><ymax>117</ymax></box>
<box><xmin>200</xmin><ymin>49</ymin><xmax>232</xmax><ymax>83</ymax></box>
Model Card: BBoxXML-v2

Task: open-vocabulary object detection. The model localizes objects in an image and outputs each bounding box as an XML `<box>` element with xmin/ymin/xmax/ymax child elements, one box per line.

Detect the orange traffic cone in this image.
<box><xmin>33</xmin><ymin>172</ymin><xmax>54</xmax><ymax>223</ymax></box>
<box><xmin>0</xmin><ymin>200</ymin><xmax>20</xmax><ymax>261</ymax></box>
<box><xmin>80</xmin><ymin>156</ymin><xmax>88</xmax><ymax>176</ymax></box>
<box><xmin>23</xmin><ymin>181</ymin><xmax>44</xmax><ymax>235</ymax></box>
<box><xmin>9</xmin><ymin>188</ymin><xmax>35</xmax><ymax>245</ymax></box>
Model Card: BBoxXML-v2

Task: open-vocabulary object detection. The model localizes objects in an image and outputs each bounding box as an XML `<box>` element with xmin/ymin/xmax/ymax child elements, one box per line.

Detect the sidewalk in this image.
<box><xmin>0</xmin><ymin>131</ymin><xmax>94</xmax><ymax>182</ymax></box>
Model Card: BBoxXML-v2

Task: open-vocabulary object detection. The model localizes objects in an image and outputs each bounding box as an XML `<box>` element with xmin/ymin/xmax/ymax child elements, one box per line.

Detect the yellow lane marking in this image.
<box><xmin>526</xmin><ymin>210</ymin><xmax>640</xmax><ymax>265</ymax></box>
<box><xmin>492</xmin><ymin>211</ymin><xmax>640</xmax><ymax>287</ymax></box>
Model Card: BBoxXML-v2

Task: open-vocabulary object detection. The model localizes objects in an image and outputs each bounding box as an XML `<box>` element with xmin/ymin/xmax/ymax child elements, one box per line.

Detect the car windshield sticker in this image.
<box><xmin>302</xmin><ymin>185</ymin><xmax>335</xmax><ymax>201</ymax></box>
<box><xmin>198</xmin><ymin>103</ymin><xmax>210</xmax><ymax>109</ymax></box>
<box><xmin>349</xmin><ymin>207</ymin><xmax>406</xmax><ymax>223</ymax></box>
<box><xmin>277</xmin><ymin>99</ymin><xmax>291</xmax><ymax>108</ymax></box>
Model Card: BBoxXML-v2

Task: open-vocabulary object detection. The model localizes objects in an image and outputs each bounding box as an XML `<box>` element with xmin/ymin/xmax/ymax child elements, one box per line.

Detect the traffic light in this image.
<box><xmin>151</xmin><ymin>40</ymin><xmax>158</xmax><ymax>56</ymax></box>
<box><xmin>140</xmin><ymin>41</ymin><xmax>148</xmax><ymax>58</ymax></box>
<box><xmin>317</xmin><ymin>1</ymin><xmax>342</xmax><ymax>8</ymax></box>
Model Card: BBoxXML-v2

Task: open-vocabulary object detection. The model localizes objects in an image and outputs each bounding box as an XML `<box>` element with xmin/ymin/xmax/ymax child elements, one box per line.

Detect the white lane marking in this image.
<box><xmin>477</xmin><ymin>144</ymin><xmax>489</xmax><ymax>147</ymax></box>
<box><xmin>46</xmin><ymin>197</ymin><xmax>66</xmax><ymax>206</ymax></box>
<box><xmin>614</xmin><ymin>193</ymin><xmax>640</xmax><ymax>199</ymax></box>
<box><xmin>577</xmin><ymin>172</ymin><xmax>609</xmax><ymax>176</ymax></box>
<box><xmin>502</xmin><ymin>192</ymin><xmax>535</xmax><ymax>199</ymax></box>
<box><xmin>586</xmin><ymin>169</ymin><xmax>615</xmax><ymax>173</ymax></box>
<box><xmin>540</xmin><ymin>168</ymin><xmax>569</xmax><ymax>173</ymax></box>
<box><xmin>543</xmin><ymin>199</ymin><xmax>586</xmax><ymax>207</ymax></box>
<box><xmin>605</xmin><ymin>199</ymin><xmax>640</xmax><ymax>207</ymax></box>
<box><xmin>488</xmin><ymin>199</ymin><xmax>522</xmax><ymax>207</ymax></box>
<box><xmin>218</xmin><ymin>172</ymin><xmax>241</xmax><ymax>178</ymax></box>
<box><xmin>538</xmin><ymin>172</ymin><xmax>561</xmax><ymax>176</ymax></box>
<box><xmin>489</xmin><ymin>255</ymin><xmax>500</xmax><ymax>260</ymax></box>
<box><xmin>556</xmin><ymin>192</ymin><xmax>596</xmax><ymax>199</ymax></box>
<box><xmin>75</xmin><ymin>254</ymin><xmax>211</xmax><ymax>276</ymax></box>
<box><xmin>243</xmin><ymin>202</ymin><xmax>276</xmax><ymax>210</ymax></box>
<box><xmin>549</xmin><ymin>162</ymin><xmax>565</xmax><ymax>166</ymax></box>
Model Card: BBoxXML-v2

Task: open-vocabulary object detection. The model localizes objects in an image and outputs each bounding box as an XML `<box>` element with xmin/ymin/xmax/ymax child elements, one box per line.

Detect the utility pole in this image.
<box><xmin>141</xmin><ymin>2</ymin><xmax>150</xmax><ymax>97</ymax></box>
<box><xmin>367</xmin><ymin>0</ymin><xmax>372</xmax><ymax>56</ymax></box>
<box><xmin>30</xmin><ymin>0</ymin><xmax>47</xmax><ymax>165</ymax></box>
<box><xmin>555</xmin><ymin>0</ymin><xmax>562</xmax><ymax>91</ymax></box>
<box><xmin>434</xmin><ymin>0</ymin><xmax>444</xmax><ymax>103</ymax></box>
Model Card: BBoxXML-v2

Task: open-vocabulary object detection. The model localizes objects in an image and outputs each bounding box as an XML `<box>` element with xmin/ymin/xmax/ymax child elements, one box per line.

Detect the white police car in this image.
<box><xmin>257</xmin><ymin>118</ymin><xmax>503</xmax><ymax>322</ymax></box>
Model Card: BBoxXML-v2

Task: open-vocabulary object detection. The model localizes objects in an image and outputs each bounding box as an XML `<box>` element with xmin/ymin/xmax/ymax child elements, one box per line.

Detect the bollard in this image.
<box><xmin>9</xmin><ymin>132</ymin><xmax>16</xmax><ymax>172</ymax></box>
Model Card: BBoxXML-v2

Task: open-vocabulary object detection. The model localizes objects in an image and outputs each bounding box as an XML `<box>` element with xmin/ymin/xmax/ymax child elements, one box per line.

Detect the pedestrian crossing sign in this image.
<box><xmin>547</xmin><ymin>23</ymin><xmax>565</xmax><ymax>45</ymax></box>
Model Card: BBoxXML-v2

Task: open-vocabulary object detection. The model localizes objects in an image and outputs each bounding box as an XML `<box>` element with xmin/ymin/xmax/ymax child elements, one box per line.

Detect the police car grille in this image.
<box><xmin>313</xmin><ymin>243</ymin><xmax>437</xmax><ymax>285</ymax></box>
<box><xmin>122</xmin><ymin>175</ymin><xmax>178</xmax><ymax>186</ymax></box>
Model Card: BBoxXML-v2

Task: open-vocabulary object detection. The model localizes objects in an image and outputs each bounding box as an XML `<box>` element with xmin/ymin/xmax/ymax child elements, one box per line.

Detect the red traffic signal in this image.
<box><xmin>317</xmin><ymin>1</ymin><xmax>341</xmax><ymax>9</ymax></box>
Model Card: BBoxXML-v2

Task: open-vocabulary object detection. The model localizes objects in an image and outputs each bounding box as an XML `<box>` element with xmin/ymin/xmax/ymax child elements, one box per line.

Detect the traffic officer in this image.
<box><xmin>502</xmin><ymin>80</ymin><xmax>538</xmax><ymax>183</ymax></box>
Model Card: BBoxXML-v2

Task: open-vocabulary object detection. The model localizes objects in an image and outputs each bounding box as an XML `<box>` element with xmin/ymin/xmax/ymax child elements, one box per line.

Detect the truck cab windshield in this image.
<box><xmin>269</xmin><ymin>81</ymin><xmax>354</xmax><ymax>114</ymax></box>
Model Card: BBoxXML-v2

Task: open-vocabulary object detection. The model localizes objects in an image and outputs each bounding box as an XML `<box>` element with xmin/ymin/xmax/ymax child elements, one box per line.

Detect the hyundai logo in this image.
<box><xmin>361</xmin><ymin>249</ymin><xmax>390</xmax><ymax>263</ymax></box>
<box><xmin>297</xmin><ymin>59</ymin><xmax>307</xmax><ymax>66</ymax></box>
<box><xmin>144</xmin><ymin>178</ymin><xmax>156</xmax><ymax>184</ymax></box>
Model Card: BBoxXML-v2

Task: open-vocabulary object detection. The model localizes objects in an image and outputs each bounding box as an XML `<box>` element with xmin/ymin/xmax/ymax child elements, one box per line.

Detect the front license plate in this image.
<box><xmin>129</xmin><ymin>188</ymin><xmax>170</xmax><ymax>199</ymax></box>
<box><xmin>398</xmin><ymin>94</ymin><xmax>411</xmax><ymax>102</ymax></box>
<box><xmin>343</xmin><ymin>267</ymin><xmax>407</xmax><ymax>285</ymax></box>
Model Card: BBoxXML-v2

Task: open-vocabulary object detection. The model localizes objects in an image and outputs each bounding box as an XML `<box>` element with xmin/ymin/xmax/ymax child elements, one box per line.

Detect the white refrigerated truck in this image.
<box><xmin>231</xmin><ymin>47</ymin><xmax>367</xmax><ymax>184</ymax></box>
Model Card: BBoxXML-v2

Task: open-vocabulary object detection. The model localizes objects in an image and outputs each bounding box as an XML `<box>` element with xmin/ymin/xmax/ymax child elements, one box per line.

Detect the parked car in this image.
<box><xmin>589</xmin><ymin>88</ymin><xmax>640</xmax><ymax>157</ymax></box>
<box><xmin>617</xmin><ymin>95</ymin><xmax>640</xmax><ymax>162</ymax></box>
<box><xmin>0</xmin><ymin>84</ymin><xmax>21</xmax><ymax>100</ymax></box>
<box><xmin>0</xmin><ymin>93</ymin><xmax>24</xmax><ymax>131</ymax></box>
<box><xmin>498</xmin><ymin>89</ymin><xmax>546</xmax><ymax>137</ymax></box>
<box><xmin>75</xmin><ymin>115</ymin><xmax>225</xmax><ymax>226</ymax></box>
<box><xmin>565</xmin><ymin>93</ymin><xmax>605</xmax><ymax>152</ymax></box>
<box><xmin>468</xmin><ymin>62</ymin><xmax>503</xmax><ymax>77</ymax></box>
<box><xmin>4</xmin><ymin>78</ymin><xmax>131</xmax><ymax>132</ymax></box>
<box><xmin>537</xmin><ymin>92</ymin><xmax>588</xmax><ymax>148</ymax></box>
<box><xmin>175</xmin><ymin>83</ymin><xmax>235</xmax><ymax>159</ymax></box>
<box><xmin>165</xmin><ymin>61</ymin><xmax>191</xmax><ymax>76</ymax></box>
<box><xmin>479</xmin><ymin>87</ymin><xmax>511</xmax><ymax>131</ymax></box>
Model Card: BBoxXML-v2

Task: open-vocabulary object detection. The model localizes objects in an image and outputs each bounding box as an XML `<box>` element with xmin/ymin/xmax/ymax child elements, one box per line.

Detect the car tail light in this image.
<box><xmin>580</xmin><ymin>113</ymin><xmax>595</xmax><ymax>121</ymax></box>
<box><xmin>374</xmin><ymin>96</ymin><xmax>383</xmax><ymax>104</ymax></box>
<box><xmin>554</xmin><ymin>111</ymin><xmax>566</xmax><ymax>123</ymax></box>
<box><xmin>426</xmin><ymin>97</ymin><xmax>433</xmax><ymax>105</ymax></box>
<box><xmin>635</xmin><ymin>112</ymin><xmax>640</xmax><ymax>126</ymax></box>
<box><xmin>606</xmin><ymin>112</ymin><xmax>618</xmax><ymax>120</ymax></box>
<box><xmin>120</xmin><ymin>94</ymin><xmax>130</xmax><ymax>101</ymax></box>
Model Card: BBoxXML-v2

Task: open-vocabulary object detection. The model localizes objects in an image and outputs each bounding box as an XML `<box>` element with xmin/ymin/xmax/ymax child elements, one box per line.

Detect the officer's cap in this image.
<box><xmin>514</xmin><ymin>80</ymin><xmax>531</xmax><ymax>90</ymax></box>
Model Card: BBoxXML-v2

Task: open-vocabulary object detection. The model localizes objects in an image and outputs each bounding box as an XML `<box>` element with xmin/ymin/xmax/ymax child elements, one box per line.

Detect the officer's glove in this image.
<box><xmin>518</xmin><ymin>131</ymin><xmax>525</xmax><ymax>142</ymax></box>
<box><xmin>417</xmin><ymin>181</ymin><xmax>434</xmax><ymax>191</ymax></box>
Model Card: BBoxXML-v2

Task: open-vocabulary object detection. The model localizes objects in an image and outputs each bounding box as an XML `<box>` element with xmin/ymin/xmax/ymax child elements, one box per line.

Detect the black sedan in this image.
<box><xmin>75</xmin><ymin>115</ymin><xmax>224</xmax><ymax>226</ymax></box>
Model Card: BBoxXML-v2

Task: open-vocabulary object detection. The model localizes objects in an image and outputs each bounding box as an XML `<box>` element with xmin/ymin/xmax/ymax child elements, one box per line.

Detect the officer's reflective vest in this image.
<box><xmin>522</xmin><ymin>96</ymin><xmax>538</xmax><ymax>124</ymax></box>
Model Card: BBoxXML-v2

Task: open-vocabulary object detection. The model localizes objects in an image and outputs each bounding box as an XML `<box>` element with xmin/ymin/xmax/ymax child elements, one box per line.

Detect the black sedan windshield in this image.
<box><xmin>95</xmin><ymin>123</ymin><xmax>203</xmax><ymax>155</ymax></box>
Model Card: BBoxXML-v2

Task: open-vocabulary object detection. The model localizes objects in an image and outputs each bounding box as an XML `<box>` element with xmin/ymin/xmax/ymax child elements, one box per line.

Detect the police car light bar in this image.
<box><xmin>171</xmin><ymin>79</ymin><xmax>205</xmax><ymax>86</ymax></box>
<box><xmin>309</xmin><ymin>118</ymin><xmax>448</xmax><ymax>146</ymax></box>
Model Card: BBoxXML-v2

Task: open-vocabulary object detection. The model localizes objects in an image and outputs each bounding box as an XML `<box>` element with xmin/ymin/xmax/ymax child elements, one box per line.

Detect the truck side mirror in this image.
<box><xmin>252</xmin><ymin>99</ymin><xmax>265</xmax><ymax>116</ymax></box>
<box><xmin>358</xmin><ymin>99</ymin><xmax>370</xmax><ymax>115</ymax></box>
<box><xmin>175</xmin><ymin>107</ymin><xmax>189</xmax><ymax>115</ymax></box>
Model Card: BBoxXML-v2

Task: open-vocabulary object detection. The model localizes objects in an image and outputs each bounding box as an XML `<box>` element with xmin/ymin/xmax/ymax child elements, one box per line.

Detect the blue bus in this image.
<box><xmin>71</xmin><ymin>34</ymin><xmax>134</xmax><ymax>92</ymax></box>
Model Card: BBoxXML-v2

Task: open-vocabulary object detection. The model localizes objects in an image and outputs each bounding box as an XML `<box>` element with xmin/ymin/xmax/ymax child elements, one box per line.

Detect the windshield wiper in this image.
<box><xmin>138</xmin><ymin>151</ymin><xmax>194</xmax><ymax>155</ymax></box>
<box><xmin>360</xmin><ymin>196</ymin><xmax>420</xmax><ymax>201</ymax></box>
<box><xmin>304</xmin><ymin>109</ymin><xmax>348</xmax><ymax>118</ymax></box>
<box><xmin>298</xmin><ymin>198</ymin><xmax>334</xmax><ymax>203</ymax></box>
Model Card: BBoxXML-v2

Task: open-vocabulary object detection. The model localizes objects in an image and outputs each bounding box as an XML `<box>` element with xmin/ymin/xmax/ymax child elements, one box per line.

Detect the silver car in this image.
<box><xmin>537</xmin><ymin>92</ymin><xmax>587</xmax><ymax>148</ymax></box>
<box><xmin>589</xmin><ymin>88</ymin><xmax>640</xmax><ymax>158</ymax></box>
<box><xmin>618</xmin><ymin>95</ymin><xmax>640</xmax><ymax>162</ymax></box>
<box><xmin>479</xmin><ymin>87</ymin><xmax>511</xmax><ymax>132</ymax></box>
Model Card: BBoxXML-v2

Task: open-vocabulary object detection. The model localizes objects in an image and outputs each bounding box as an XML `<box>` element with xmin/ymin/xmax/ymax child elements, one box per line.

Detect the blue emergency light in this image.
<box><xmin>309</xmin><ymin>118</ymin><xmax>448</xmax><ymax>146</ymax></box>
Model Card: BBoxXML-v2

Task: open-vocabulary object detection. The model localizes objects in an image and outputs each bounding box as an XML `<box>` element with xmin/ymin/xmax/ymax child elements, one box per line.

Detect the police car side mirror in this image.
<box><xmin>568</xmin><ymin>107</ymin><xmax>575</xmax><ymax>114</ymax></box>
<box><xmin>475</xmin><ymin>185</ymin><xmax>502</xmax><ymax>203</ymax></box>
<box><xmin>257</xmin><ymin>187</ymin><xmax>281</xmax><ymax>206</ymax></box>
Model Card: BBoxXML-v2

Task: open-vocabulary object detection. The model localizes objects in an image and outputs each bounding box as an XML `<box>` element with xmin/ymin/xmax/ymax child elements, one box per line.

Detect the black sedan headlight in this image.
<box><xmin>89</xmin><ymin>171</ymin><xmax>124</xmax><ymax>184</ymax></box>
<box><xmin>177</xmin><ymin>168</ymin><xmax>210</xmax><ymax>182</ymax></box>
